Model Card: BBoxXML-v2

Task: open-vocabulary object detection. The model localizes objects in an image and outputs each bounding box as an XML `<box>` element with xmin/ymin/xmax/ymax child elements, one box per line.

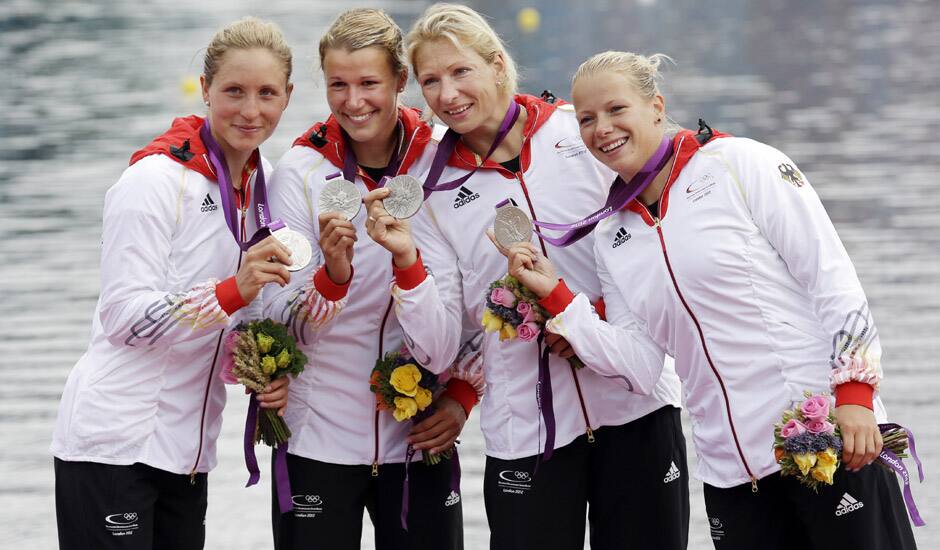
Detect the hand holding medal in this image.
<box><xmin>363</xmin><ymin>185</ymin><xmax>419</xmax><ymax>268</ymax></box>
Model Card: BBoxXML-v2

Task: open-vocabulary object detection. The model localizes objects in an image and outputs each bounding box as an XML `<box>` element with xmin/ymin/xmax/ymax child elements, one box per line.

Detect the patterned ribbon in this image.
<box><xmin>534</xmin><ymin>333</ymin><xmax>556</xmax><ymax>469</ymax></box>
<box><xmin>243</xmin><ymin>393</ymin><xmax>294</xmax><ymax>513</ymax></box>
<box><xmin>400</xmin><ymin>406</ymin><xmax>463</xmax><ymax>530</ymax></box>
<box><xmin>877</xmin><ymin>423</ymin><xmax>925</xmax><ymax>527</ymax></box>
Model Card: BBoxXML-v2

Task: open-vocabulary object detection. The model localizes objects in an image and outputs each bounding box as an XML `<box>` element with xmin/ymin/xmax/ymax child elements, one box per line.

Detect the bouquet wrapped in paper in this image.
<box><xmin>773</xmin><ymin>392</ymin><xmax>925</xmax><ymax>526</ymax></box>
<box><xmin>481</xmin><ymin>274</ymin><xmax>584</xmax><ymax>369</ymax></box>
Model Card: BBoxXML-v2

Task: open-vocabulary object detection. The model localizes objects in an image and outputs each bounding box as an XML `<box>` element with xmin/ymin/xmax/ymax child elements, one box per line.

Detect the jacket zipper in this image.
<box><xmin>516</xmin><ymin>170</ymin><xmax>594</xmax><ymax>443</ymax></box>
<box><xmin>372</xmin><ymin>296</ymin><xmax>395</xmax><ymax>476</ymax></box>
<box><xmin>191</xmin><ymin>185</ymin><xmax>249</xmax><ymax>483</ymax></box>
<box><xmin>653</xmin><ymin>217</ymin><xmax>758</xmax><ymax>491</ymax></box>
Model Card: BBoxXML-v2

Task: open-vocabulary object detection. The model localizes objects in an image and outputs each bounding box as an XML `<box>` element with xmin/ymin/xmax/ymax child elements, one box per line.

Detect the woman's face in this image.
<box><xmin>414</xmin><ymin>38</ymin><xmax>507</xmax><ymax>137</ymax></box>
<box><xmin>201</xmin><ymin>48</ymin><xmax>292</xmax><ymax>159</ymax></box>
<box><xmin>323</xmin><ymin>46</ymin><xmax>405</xmax><ymax>148</ymax></box>
<box><xmin>572</xmin><ymin>71</ymin><xmax>665</xmax><ymax>179</ymax></box>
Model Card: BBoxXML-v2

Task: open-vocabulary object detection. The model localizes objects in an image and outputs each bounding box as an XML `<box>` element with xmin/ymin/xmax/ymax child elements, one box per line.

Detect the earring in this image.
<box><xmin>204</xmin><ymin>100</ymin><xmax>210</xmax><ymax>107</ymax></box>
<box><xmin>496</xmin><ymin>80</ymin><xmax>504</xmax><ymax>87</ymax></box>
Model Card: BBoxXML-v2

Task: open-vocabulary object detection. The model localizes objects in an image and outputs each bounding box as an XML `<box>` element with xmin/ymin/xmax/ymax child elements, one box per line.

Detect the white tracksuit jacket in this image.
<box><xmin>411</xmin><ymin>95</ymin><xmax>682</xmax><ymax>460</ymax></box>
<box><xmin>52</xmin><ymin>118</ymin><xmax>266</xmax><ymax>474</ymax></box>
<box><xmin>547</xmin><ymin>131</ymin><xmax>886</xmax><ymax>487</ymax></box>
<box><xmin>261</xmin><ymin>113</ymin><xmax>467</xmax><ymax>466</ymax></box>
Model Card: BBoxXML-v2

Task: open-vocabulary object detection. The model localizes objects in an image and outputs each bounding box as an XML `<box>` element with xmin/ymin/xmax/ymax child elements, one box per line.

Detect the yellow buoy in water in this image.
<box><xmin>517</xmin><ymin>7</ymin><xmax>540</xmax><ymax>34</ymax></box>
<box><xmin>181</xmin><ymin>75</ymin><xmax>199</xmax><ymax>98</ymax></box>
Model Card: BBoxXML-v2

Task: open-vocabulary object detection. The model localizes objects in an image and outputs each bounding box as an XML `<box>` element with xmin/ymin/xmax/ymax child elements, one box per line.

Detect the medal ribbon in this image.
<box><xmin>340</xmin><ymin>120</ymin><xmax>407</xmax><ymax>188</ymax></box>
<box><xmin>532</xmin><ymin>136</ymin><xmax>673</xmax><ymax>247</ymax></box>
<box><xmin>421</xmin><ymin>101</ymin><xmax>522</xmax><ymax>200</ymax></box>
<box><xmin>200</xmin><ymin>121</ymin><xmax>284</xmax><ymax>251</ymax></box>
<box><xmin>400</xmin><ymin>408</ymin><xmax>462</xmax><ymax>531</ymax></box>
<box><xmin>243</xmin><ymin>394</ymin><xmax>293</xmax><ymax>513</ymax></box>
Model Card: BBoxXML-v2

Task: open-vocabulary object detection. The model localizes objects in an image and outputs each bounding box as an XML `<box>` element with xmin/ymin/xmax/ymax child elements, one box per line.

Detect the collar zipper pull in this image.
<box><xmin>190</xmin><ymin>470</ymin><xmax>197</xmax><ymax>486</ymax></box>
<box><xmin>750</xmin><ymin>476</ymin><xmax>759</xmax><ymax>493</ymax></box>
<box><xmin>586</xmin><ymin>426</ymin><xmax>595</xmax><ymax>443</ymax></box>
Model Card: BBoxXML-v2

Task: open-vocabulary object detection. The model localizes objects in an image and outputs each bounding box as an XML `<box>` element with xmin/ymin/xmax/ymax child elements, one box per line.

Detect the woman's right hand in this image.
<box><xmin>486</xmin><ymin>230</ymin><xmax>559</xmax><ymax>298</ymax></box>
<box><xmin>236</xmin><ymin>236</ymin><xmax>292</xmax><ymax>303</ymax></box>
<box><xmin>318</xmin><ymin>212</ymin><xmax>357</xmax><ymax>284</ymax></box>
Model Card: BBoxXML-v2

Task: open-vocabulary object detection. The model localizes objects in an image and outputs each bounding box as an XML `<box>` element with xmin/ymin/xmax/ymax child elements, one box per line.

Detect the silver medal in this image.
<box><xmin>318</xmin><ymin>178</ymin><xmax>362</xmax><ymax>220</ymax></box>
<box><xmin>382</xmin><ymin>175</ymin><xmax>424</xmax><ymax>219</ymax></box>
<box><xmin>493</xmin><ymin>205</ymin><xmax>533</xmax><ymax>249</ymax></box>
<box><xmin>273</xmin><ymin>227</ymin><xmax>313</xmax><ymax>272</ymax></box>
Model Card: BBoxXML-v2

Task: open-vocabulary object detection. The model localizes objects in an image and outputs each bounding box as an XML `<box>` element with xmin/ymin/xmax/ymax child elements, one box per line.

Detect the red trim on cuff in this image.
<box><xmin>835</xmin><ymin>381</ymin><xmax>875</xmax><ymax>410</ymax></box>
<box><xmin>216</xmin><ymin>277</ymin><xmax>247</xmax><ymax>315</ymax></box>
<box><xmin>443</xmin><ymin>378</ymin><xmax>479</xmax><ymax>418</ymax></box>
<box><xmin>539</xmin><ymin>279</ymin><xmax>575</xmax><ymax>316</ymax></box>
<box><xmin>393</xmin><ymin>250</ymin><xmax>427</xmax><ymax>291</ymax></box>
<box><xmin>593</xmin><ymin>297</ymin><xmax>607</xmax><ymax>321</ymax></box>
<box><xmin>314</xmin><ymin>265</ymin><xmax>352</xmax><ymax>301</ymax></box>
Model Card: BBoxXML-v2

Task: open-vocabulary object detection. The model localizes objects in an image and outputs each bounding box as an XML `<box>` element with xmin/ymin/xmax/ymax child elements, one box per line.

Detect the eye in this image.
<box><xmin>225</xmin><ymin>86</ymin><xmax>242</xmax><ymax>96</ymax></box>
<box><xmin>329</xmin><ymin>81</ymin><xmax>347</xmax><ymax>90</ymax></box>
<box><xmin>260</xmin><ymin>87</ymin><xmax>277</xmax><ymax>97</ymax></box>
<box><xmin>610</xmin><ymin>104</ymin><xmax>626</xmax><ymax>114</ymax></box>
<box><xmin>578</xmin><ymin>115</ymin><xmax>594</xmax><ymax>127</ymax></box>
<box><xmin>420</xmin><ymin>77</ymin><xmax>439</xmax><ymax>87</ymax></box>
<box><xmin>362</xmin><ymin>80</ymin><xmax>379</xmax><ymax>87</ymax></box>
<box><xmin>454</xmin><ymin>67</ymin><xmax>471</xmax><ymax>77</ymax></box>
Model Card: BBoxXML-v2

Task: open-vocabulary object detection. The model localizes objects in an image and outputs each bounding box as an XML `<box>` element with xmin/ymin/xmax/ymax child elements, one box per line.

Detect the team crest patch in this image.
<box><xmin>778</xmin><ymin>163</ymin><xmax>805</xmax><ymax>187</ymax></box>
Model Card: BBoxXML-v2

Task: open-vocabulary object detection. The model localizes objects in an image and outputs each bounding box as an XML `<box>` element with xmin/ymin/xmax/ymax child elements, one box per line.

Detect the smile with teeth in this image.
<box><xmin>347</xmin><ymin>111</ymin><xmax>375</xmax><ymax>122</ymax></box>
<box><xmin>600</xmin><ymin>137</ymin><xmax>627</xmax><ymax>153</ymax></box>
<box><xmin>446</xmin><ymin>104</ymin><xmax>472</xmax><ymax>116</ymax></box>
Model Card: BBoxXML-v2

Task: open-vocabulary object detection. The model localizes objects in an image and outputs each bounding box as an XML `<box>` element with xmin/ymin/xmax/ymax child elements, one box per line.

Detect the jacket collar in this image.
<box><xmin>129</xmin><ymin>115</ymin><xmax>216</xmax><ymax>181</ymax></box>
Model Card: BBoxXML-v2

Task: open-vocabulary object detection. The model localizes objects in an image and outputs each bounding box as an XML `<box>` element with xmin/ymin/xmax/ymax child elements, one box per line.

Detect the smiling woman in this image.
<box><xmin>50</xmin><ymin>16</ymin><xmax>295</xmax><ymax>550</ymax></box>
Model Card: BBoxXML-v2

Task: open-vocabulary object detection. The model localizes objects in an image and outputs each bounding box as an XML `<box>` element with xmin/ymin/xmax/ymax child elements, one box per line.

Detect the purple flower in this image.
<box><xmin>517</xmin><ymin>322</ymin><xmax>540</xmax><ymax>342</ymax></box>
<box><xmin>801</xmin><ymin>395</ymin><xmax>830</xmax><ymax>421</ymax></box>
<box><xmin>490</xmin><ymin>287</ymin><xmax>517</xmax><ymax>308</ymax></box>
<box><xmin>781</xmin><ymin>419</ymin><xmax>808</xmax><ymax>439</ymax></box>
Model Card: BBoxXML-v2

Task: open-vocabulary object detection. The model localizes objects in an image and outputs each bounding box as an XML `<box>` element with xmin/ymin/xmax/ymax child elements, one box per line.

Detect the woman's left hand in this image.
<box><xmin>363</xmin><ymin>188</ymin><xmax>418</xmax><ymax>267</ymax></box>
<box><xmin>407</xmin><ymin>396</ymin><xmax>467</xmax><ymax>455</ymax></box>
<box><xmin>255</xmin><ymin>376</ymin><xmax>291</xmax><ymax>416</ymax></box>
<box><xmin>835</xmin><ymin>404</ymin><xmax>883</xmax><ymax>471</ymax></box>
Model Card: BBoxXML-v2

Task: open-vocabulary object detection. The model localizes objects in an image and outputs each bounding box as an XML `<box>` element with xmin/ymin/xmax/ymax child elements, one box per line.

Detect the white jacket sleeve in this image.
<box><xmin>98</xmin><ymin>162</ymin><xmax>232</xmax><ymax>347</ymax></box>
<box><xmin>393</xmin><ymin>205</ymin><xmax>464</xmax><ymax>375</ymax></box>
<box><xmin>734</xmin><ymin>139</ymin><xmax>882</xmax><ymax>391</ymax></box>
<box><xmin>546</xmin><ymin>247</ymin><xmax>666</xmax><ymax>394</ymax></box>
<box><xmin>262</xmin><ymin>151</ymin><xmax>346</xmax><ymax>344</ymax></box>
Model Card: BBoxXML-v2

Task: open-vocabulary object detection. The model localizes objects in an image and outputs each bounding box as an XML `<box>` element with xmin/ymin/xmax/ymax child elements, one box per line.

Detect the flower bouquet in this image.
<box><xmin>482</xmin><ymin>274</ymin><xmax>584</xmax><ymax>368</ymax></box>
<box><xmin>370</xmin><ymin>345</ymin><xmax>453</xmax><ymax>465</ymax></box>
<box><xmin>774</xmin><ymin>392</ymin><xmax>912</xmax><ymax>491</ymax></box>
<box><xmin>221</xmin><ymin>318</ymin><xmax>308</xmax><ymax>446</ymax></box>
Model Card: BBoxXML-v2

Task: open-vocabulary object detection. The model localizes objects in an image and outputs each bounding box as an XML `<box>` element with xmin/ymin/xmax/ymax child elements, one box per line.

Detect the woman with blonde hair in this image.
<box><xmin>52</xmin><ymin>16</ymin><xmax>294</xmax><ymax>550</ymax></box>
<box><xmin>264</xmin><ymin>8</ymin><xmax>477</xmax><ymax>549</ymax></box>
<box><xmin>404</xmin><ymin>5</ymin><xmax>688</xmax><ymax>549</ymax></box>
<box><xmin>503</xmin><ymin>50</ymin><xmax>918</xmax><ymax>549</ymax></box>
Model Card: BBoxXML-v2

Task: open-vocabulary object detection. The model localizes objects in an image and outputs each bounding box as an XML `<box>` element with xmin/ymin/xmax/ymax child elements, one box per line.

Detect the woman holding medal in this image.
<box><xmin>405</xmin><ymin>5</ymin><xmax>688</xmax><ymax>549</ymax></box>
<box><xmin>263</xmin><ymin>8</ymin><xmax>476</xmax><ymax>549</ymax></box>
<box><xmin>51</xmin><ymin>17</ymin><xmax>294</xmax><ymax>550</ymax></box>
<box><xmin>502</xmin><ymin>51</ymin><xmax>918</xmax><ymax>549</ymax></box>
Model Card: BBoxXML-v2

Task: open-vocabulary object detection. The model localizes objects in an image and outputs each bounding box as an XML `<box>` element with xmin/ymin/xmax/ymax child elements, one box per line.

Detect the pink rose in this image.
<box><xmin>490</xmin><ymin>287</ymin><xmax>517</xmax><ymax>308</ymax></box>
<box><xmin>517</xmin><ymin>322</ymin><xmax>540</xmax><ymax>342</ymax></box>
<box><xmin>805</xmin><ymin>419</ymin><xmax>835</xmax><ymax>435</ymax></box>
<box><xmin>801</xmin><ymin>395</ymin><xmax>830</xmax><ymax>421</ymax></box>
<box><xmin>516</xmin><ymin>301</ymin><xmax>536</xmax><ymax>323</ymax></box>
<box><xmin>780</xmin><ymin>419</ymin><xmax>807</xmax><ymax>438</ymax></box>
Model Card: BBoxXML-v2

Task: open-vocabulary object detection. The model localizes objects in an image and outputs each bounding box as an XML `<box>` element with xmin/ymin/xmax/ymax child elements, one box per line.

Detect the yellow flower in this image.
<box><xmin>811</xmin><ymin>461</ymin><xmax>837</xmax><ymax>485</ymax></box>
<box><xmin>276</xmin><ymin>349</ymin><xmax>291</xmax><ymax>369</ymax></box>
<box><xmin>393</xmin><ymin>396</ymin><xmax>418</xmax><ymax>422</ymax></box>
<box><xmin>390</xmin><ymin>364</ymin><xmax>422</xmax><ymax>397</ymax></box>
<box><xmin>415</xmin><ymin>387</ymin><xmax>433</xmax><ymax>411</ymax></box>
<box><xmin>256</xmin><ymin>333</ymin><xmax>274</xmax><ymax>354</ymax></box>
<box><xmin>482</xmin><ymin>309</ymin><xmax>504</xmax><ymax>333</ymax></box>
<box><xmin>792</xmin><ymin>452</ymin><xmax>818</xmax><ymax>476</ymax></box>
<box><xmin>499</xmin><ymin>323</ymin><xmax>517</xmax><ymax>341</ymax></box>
<box><xmin>261</xmin><ymin>355</ymin><xmax>277</xmax><ymax>375</ymax></box>
<box><xmin>816</xmin><ymin>447</ymin><xmax>839</xmax><ymax>468</ymax></box>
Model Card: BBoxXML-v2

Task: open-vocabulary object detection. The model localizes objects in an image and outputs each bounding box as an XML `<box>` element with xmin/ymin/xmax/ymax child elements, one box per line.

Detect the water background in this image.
<box><xmin>1</xmin><ymin>0</ymin><xmax>937</xmax><ymax>547</ymax></box>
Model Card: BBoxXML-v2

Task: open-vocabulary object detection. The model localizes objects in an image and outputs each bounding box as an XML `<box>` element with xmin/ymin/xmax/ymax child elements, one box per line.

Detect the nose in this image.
<box><xmin>439</xmin><ymin>77</ymin><xmax>459</xmax><ymax>104</ymax></box>
<box><xmin>241</xmin><ymin>94</ymin><xmax>261</xmax><ymax>119</ymax></box>
<box><xmin>595</xmin><ymin>114</ymin><xmax>613</xmax><ymax>138</ymax></box>
<box><xmin>346</xmin><ymin>86</ymin><xmax>365</xmax><ymax>110</ymax></box>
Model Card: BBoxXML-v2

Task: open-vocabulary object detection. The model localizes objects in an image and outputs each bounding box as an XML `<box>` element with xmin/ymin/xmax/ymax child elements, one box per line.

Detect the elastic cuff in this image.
<box><xmin>314</xmin><ymin>265</ymin><xmax>352</xmax><ymax>301</ymax></box>
<box><xmin>216</xmin><ymin>277</ymin><xmax>247</xmax><ymax>315</ymax></box>
<box><xmin>393</xmin><ymin>250</ymin><xmax>427</xmax><ymax>291</ymax></box>
<box><xmin>539</xmin><ymin>279</ymin><xmax>575</xmax><ymax>316</ymax></box>
<box><xmin>593</xmin><ymin>297</ymin><xmax>607</xmax><ymax>321</ymax></box>
<box><xmin>835</xmin><ymin>381</ymin><xmax>875</xmax><ymax>410</ymax></box>
<box><xmin>443</xmin><ymin>378</ymin><xmax>479</xmax><ymax>418</ymax></box>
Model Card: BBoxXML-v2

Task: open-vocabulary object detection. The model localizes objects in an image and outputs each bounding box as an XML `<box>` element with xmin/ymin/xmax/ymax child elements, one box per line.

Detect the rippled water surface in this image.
<box><xmin>1</xmin><ymin>0</ymin><xmax>937</xmax><ymax>548</ymax></box>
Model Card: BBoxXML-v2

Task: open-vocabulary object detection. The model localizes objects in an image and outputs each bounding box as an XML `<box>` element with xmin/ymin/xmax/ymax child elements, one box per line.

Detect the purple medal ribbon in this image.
<box><xmin>340</xmin><ymin>121</ymin><xmax>407</xmax><ymax>188</ymax></box>
<box><xmin>199</xmin><ymin>121</ymin><xmax>284</xmax><ymax>250</ymax></box>
<box><xmin>877</xmin><ymin>423</ymin><xmax>925</xmax><ymax>526</ymax></box>
<box><xmin>535</xmin><ymin>335</ymin><xmax>556</xmax><ymax>468</ymax></box>
<box><xmin>532</xmin><ymin>136</ymin><xmax>674</xmax><ymax>247</ymax></box>
<box><xmin>421</xmin><ymin>101</ymin><xmax>522</xmax><ymax>200</ymax></box>
<box><xmin>243</xmin><ymin>394</ymin><xmax>294</xmax><ymax>513</ymax></box>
